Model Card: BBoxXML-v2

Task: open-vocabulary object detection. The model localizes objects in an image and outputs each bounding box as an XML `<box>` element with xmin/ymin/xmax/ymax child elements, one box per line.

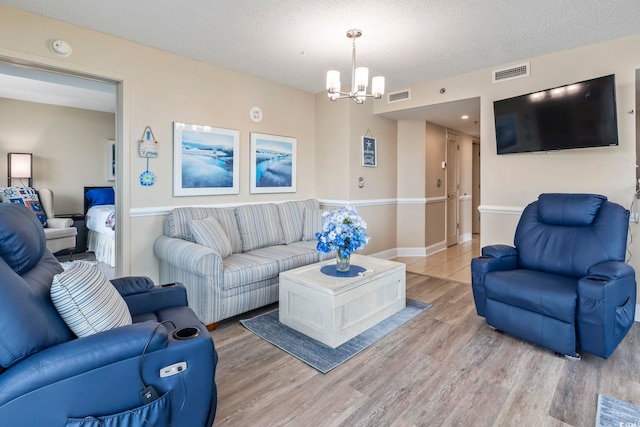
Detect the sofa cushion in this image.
<box><xmin>235</xmin><ymin>204</ymin><xmax>284</xmax><ymax>252</ymax></box>
<box><xmin>189</xmin><ymin>216</ymin><xmax>233</xmax><ymax>258</ymax></box>
<box><xmin>485</xmin><ymin>269</ymin><xmax>578</xmax><ymax>324</ymax></box>
<box><xmin>250</xmin><ymin>244</ymin><xmax>318</xmax><ymax>271</ymax></box>
<box><xmin>222</xmin><ymin>253</ymin><xmax>279</xmax><ymax>290</ymax></box>
<box><xmin>277</xmin><ymin>199</ymin><xmax>320</xmax><ymax>244</ymax></box>
<box><xmin>166</xmin><ymin>207</ymin><xmax>242</xmax><ymax>253</ymax></box>
<box><xmin>0</xmin><ymin>187</ymin><xmax>47</xmax><ymax>227</ymax></box>
<box><xmin>51</xmin><ymin>262</ymin><xmax>132</xmax><ymax>337</ymax></box>
<box><xmin>302</xmin><ymin>208</ymin><xmax>324</xmax><ymax>241</ymax></box>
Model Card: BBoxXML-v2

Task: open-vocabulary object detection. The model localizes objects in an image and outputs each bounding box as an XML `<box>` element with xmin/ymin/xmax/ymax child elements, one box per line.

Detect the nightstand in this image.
<box><xmin>55</xmin><ymin>213</ymin><xmax>87</xmax><ymax>253</ymax></box>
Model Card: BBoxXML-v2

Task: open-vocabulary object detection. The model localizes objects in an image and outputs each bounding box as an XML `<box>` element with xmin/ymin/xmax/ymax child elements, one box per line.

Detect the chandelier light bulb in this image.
<box><xmin>325</xmin><ymin>29</ymin><xmax>385</xmax><ymax>104</ymax></box>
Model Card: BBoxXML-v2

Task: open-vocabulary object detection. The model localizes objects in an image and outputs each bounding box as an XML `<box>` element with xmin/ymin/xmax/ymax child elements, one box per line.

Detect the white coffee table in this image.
<box><xmin>279</xmin><ymin>254</ymin><xmax>406</xmax><ymax>348</ymax></box>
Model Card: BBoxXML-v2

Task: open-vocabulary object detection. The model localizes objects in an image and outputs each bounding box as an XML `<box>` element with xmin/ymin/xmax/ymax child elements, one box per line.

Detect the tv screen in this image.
<box><xmin>494</xmin><ymin>74</ymin><xmax>618</xmax><ymax>155</ymax></box>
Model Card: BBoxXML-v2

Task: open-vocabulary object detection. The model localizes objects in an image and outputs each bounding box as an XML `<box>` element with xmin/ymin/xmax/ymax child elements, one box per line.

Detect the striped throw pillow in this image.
<box><xmin>302</xmin><ymin>208</ymin><xmax>325</xmax><ymax>241</ymax></box>
<box><xmin>51</xmin><ymin>262</ymin><xmax>132</xmax><ymax>337</ymax></box>
<box><xmin>189</xmin><ymin>216</ymin><xmax>233</xmax><ymax>258</ymax></box>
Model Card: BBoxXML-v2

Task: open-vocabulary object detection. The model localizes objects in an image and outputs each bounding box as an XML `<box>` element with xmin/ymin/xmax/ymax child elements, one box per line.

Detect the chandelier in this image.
<box><xmin>326</xmin><ymin>29</ymin><xmax>385</xmax><ymax>104</ymax></box>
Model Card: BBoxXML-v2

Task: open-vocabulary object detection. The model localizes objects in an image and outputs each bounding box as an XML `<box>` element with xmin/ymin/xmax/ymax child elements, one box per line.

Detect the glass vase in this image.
<box><xmin>336</xmin><ymin>250</ymin><xmax>351</xmax><ymax>272</ymax></box>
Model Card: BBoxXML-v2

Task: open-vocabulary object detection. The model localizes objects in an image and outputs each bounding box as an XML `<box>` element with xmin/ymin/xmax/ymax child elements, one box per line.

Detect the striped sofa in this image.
<box><xmin>154</xmin><ymin>199</ymin><xmax>333</xmax><ymax>325</ymax></box>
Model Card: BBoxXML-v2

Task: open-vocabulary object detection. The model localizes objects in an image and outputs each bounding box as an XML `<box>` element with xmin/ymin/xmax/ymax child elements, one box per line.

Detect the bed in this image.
<box><xmin>84</xmin><ymin>186</ymin><xmax>115</xmax><ymax>267</ymax></box>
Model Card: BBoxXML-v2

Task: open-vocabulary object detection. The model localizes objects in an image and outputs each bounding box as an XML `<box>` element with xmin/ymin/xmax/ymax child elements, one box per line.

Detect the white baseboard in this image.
<box><xmin>395</xmin><ymin>247</ymin><xmax>427</xmax><ymax>257</ymax></box>
<box><xmin>426</xmin><ymin>241</ymin><xmax>447</xmax><ymax>256</ymax></box>
<box><xmin>636</xmin><ymin>304</ymin><xmax>640</xmax><ymax>322</ymax></box>
<box><xmin>459</xmin><ymin>233</ymin><xmax>472</xmax><ymax>243</ymax></box>
<box><xmin>370</xmin><ymin>248</ymin><xmax>399</xmax><ymax>259</ymax></box>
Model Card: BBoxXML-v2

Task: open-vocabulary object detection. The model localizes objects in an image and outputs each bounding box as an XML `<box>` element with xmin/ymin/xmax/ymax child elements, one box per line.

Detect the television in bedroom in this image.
<box><xmin>494</xmin><ymin>74</ymin><xmax>618</xmax><ymax>155</ymax></box>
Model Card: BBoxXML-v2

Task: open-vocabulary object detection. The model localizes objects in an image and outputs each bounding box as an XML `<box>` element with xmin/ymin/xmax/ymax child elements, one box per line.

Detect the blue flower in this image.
<box><xmin>316</xmin><ymin>206</ymin><xmax>370</xmax><ymax>257</ymax></box>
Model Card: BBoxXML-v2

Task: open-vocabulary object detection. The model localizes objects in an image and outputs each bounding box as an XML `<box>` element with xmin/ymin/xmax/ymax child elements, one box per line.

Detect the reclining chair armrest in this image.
<box><xmin>471</xmin><ymin>245</ymin><xmax>519</xmax><ymax>317</ymax></box>
<box><xmin>481</xmin><ymin>244</ymin><xmax>518</xmax><ymax>260</ymax></box>
<box><xmin>111</xmin><ymin>276</ymin><xmax>189</xmax><ymax>316</ymax></box>
<box><xmin>46</xmin><ymin>218</ymin><xmax>73</xmax><ymax>228</ymax></box>
<box><xmin>587</xmin><ymin>260</ymin><xmax>635</xmax><ymax>280</ymax></box>
<box><xmin>123</xmin><ymin>284</ymin><xmax>189</xmax><ymax>317</ymax></box>
<box><xmin>0</xmin><ymin>322</ymin><xmax>168</xmax><ymax>406</ymax></box>
<box><xmin>111</xmin><ymin>276</ymin><xmax>155</xmax><ymax>296</ymax></box>
<box><xmin>577</xmin><ymin>261</ymin><xmax>637</xmax><ymax>358</ymax></box>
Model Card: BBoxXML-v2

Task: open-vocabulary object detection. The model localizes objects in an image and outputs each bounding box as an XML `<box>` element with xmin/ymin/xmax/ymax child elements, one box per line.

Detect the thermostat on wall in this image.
<box><xmin>249</xmin><ymin>106</ymin><xmax>263</xmax><ymax>123</ymax></box>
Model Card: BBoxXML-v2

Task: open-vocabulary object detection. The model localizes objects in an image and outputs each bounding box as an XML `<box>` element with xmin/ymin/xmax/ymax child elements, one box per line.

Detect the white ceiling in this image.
<box><xmin>2</xmin><ymin>0</ymin><xmax>640</xmax><ymax>137</ymax></box>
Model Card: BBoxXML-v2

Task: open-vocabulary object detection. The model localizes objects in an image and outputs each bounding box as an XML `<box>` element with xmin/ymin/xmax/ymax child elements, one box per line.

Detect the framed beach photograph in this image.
<box><xmin>173</xmin><ymin>122</ymin><xmax>240</xmax><ymax>196</ymax></box>
<box><xmin>106</xmin><ymin>139</ymin><xmax>116</xmax><ymax>181</ymax></box>
<box><xmin>362</xmin><ymin>136</ymin><xmax>377</xmax><ymax>167</ymax></box>
<box><xmin>250</xmin><ymin>132</ymin><xmax>297</xmax><ymax>194</ymax></box>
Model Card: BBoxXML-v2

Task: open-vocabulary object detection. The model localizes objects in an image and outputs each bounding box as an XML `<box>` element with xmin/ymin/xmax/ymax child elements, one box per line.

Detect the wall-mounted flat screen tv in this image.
<box><xmin>494</xmin><ymin>74</ymin><xmax>618</xmax><ymax>155</ymax></box>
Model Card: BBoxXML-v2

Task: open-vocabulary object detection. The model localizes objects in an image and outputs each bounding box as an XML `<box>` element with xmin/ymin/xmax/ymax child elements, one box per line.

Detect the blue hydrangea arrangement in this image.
<box><xmin>316</xmin><ymin>206</ymin><xmax>370</xmax><ymax>258</ymax></box>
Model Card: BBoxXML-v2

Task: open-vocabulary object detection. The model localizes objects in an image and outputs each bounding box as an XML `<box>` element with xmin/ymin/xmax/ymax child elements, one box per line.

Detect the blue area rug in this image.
<box><xmin>596</xmin><ymin>394</ymin><xmax>640</xmax><ymax>426</ymax></box>
<box><xmin>240</xmin><ymin>299</ymin><xmax>431</xmax><ymax>374</ymax></box>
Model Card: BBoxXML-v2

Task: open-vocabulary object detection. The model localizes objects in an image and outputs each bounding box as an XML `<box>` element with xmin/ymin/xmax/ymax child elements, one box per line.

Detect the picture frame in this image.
<box><xmin>106</xmin><ymin>139</ymin><xmax>116</xmax><ymax>181</ymax></box>
<box><xmin>362</xmin><ymin>136</ymin><xmax>377</xmax><ymax>167</ymax></box>
<box><xmin>173</xmin><ymin>122</ymin><xmax>240</xmax><ymax>196</ymax></box>
<box><xmin>250</xmin><ymin>132</ymin><xmax>297</xmax><ymax>194</ymax></box>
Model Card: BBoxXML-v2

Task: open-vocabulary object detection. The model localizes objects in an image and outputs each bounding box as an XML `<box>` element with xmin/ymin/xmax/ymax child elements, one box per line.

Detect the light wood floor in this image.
<box><xmin>211</xmin><ymin>236</ymin><xmax>640</xmax><ymax>426</ymax></box>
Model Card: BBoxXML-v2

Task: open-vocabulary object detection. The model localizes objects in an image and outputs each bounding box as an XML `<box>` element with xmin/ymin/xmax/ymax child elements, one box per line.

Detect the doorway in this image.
<box><xmin>446</xmin><ymin>131</ymin><xmax>459</xmax><ymax>247</ymax></box>
<box><xmin>0</xmin><ymin>55</ymin><xmax>123</xmax><ymax>276</ymax></box>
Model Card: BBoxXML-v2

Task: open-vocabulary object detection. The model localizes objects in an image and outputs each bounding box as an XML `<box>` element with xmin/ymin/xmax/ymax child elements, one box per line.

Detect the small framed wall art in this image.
<box><xmin>362</xmin><ymin>136</ymin><xmax>377</xmax><ymax>167</ymax></box>
<box><xmin>106</xmin><ymin>139</ymin><xmax>116</xmax><ymax>181</ymax></box>
<box><xmin>173</xmin><ymin>122</ymin><xmax>240</xmax><ymax>196</ymax></box>
<box><xmin>250</xmin><ymin>132</ymin><xmax>297</xmax><ymax>194</ymax></box>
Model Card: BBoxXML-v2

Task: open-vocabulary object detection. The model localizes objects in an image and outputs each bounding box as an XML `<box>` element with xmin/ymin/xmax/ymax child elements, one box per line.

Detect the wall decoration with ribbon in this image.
<box><xmin>138</xmin><ymin>126</ymin><xmax>157</xmax><ymax>186</ymax></box>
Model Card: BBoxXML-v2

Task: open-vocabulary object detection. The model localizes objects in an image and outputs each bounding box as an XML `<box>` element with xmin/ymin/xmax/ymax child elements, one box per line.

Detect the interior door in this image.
<box><xmin>446</xmin><ymin>132</ymin><xmax>459</xmax><ymax>247</ymax></box>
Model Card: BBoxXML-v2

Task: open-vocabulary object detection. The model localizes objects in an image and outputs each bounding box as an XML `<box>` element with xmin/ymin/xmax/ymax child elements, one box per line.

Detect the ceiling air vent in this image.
<box><xmin>388</xmin><ymin>89</ymin><xmax>410</xmax><ymax>103</ymax></box>
<box><xmin>492</xmin><ymin>62</ymin><xmax>530</xmax><ymax>83</ymax></box>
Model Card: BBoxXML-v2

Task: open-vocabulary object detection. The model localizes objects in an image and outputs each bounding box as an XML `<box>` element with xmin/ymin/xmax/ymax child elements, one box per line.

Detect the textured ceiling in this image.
<box><xmin>2</xmin><ymin>1</ymin><xmax>640</xmax><ymax>136</ymax></box>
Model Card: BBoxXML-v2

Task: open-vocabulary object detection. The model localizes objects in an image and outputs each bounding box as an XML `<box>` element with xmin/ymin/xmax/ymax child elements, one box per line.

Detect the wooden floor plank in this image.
<box><xmin>211</xmin><ymin>240</ymin><xmax>640</xmax><ymax>426</ymax></box>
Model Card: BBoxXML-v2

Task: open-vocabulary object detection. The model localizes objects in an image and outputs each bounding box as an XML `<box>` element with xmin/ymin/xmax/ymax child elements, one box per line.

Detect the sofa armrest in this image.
<box><xmin>154</xmin><ymin>235</ymin><xmax>223</xmax><ymax>278</ymax></box>
<box><xmin>470</xmin><ymin>244</ymin><xmax>518</xmax><ymax>317</ymax></box>
<box><xmin>0</xmin><ymin>321</ymin><xmax>168</xmax><ymax>406</ymax></box>
<box><xmin>577</xmin><ymin>261</ymin><xmax>637</xmax><ymax>358</ymax></box>
<box><xmin>46</xmin><ymin>218</ymin><xmax>73</xmax><ymax>228</ymax></box>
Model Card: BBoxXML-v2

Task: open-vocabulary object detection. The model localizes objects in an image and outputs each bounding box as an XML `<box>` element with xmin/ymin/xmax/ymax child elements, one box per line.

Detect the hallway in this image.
<box><xmin>394</xmin><ymin>235</ymin><xmax>480</xmax><ymax>284</ymax></box>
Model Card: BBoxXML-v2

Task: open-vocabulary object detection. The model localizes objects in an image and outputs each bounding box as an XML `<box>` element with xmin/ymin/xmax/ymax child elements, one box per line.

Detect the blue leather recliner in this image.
<box><xmin>0</xmin><ymin>204</ymin><xmax>218</xmax><ymax>426</ymax></box>
<box><xmin>471</xmin><ymin>193</ymin><xmax>636</xmax><ymax>359</ymax></box>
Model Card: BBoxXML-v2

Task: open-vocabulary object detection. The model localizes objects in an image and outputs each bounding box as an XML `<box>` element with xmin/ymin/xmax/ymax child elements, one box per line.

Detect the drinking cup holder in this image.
<box><xmin>172</xmin><ymin>327</ymin><xmax>200</xmax><ymax>340</ymax></box>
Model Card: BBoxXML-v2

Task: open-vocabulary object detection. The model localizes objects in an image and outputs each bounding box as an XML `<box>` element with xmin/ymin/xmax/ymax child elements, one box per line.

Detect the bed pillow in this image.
<box><xmin>189</xmin><ymin>216</ymin><xmax>233</xmax><ymax>258</ymax></box>
<box><xmin>302</xmin><ymin>208</ymin><xmax>325</xmax><ymax>241</ymax></box>
<box><xmin>85</xmin><ymin>187</ymin><xmax>115</xmax><ymax>208</ymax></box>
<box><xmin>0</xmin><ymin>187</ymin><xmax>47</xmax><ymax>227</ymax></box>
<box><xmin>51</xmin><ymin>262</ymin><xmax>132</xmax><ymax>337</ymax></box>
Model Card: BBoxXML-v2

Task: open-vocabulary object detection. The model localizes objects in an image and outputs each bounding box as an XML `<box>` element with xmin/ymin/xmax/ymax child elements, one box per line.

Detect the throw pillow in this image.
<box><xmin>303</xmin><ymin>208</ymin><xmax>325</xmax><ymax>241</ymax></box>
<box><xmin>51</xmin><ymin>261</ymin><xmax>132</xmax><ymax>337</ymax></box>
<box><xmin>189</xmin><ymin>216</ymin><xmax>233</xmax><ymax>258</ymax></box>
<box><xmin>0</xmin><ymin>187</ymin><xmax>47</xmax><ymax>226</ymax></box>
<box><xmin>85</xmin><ymin>187</ymin><xmax>115</xmax><ymax>208</ymax></box>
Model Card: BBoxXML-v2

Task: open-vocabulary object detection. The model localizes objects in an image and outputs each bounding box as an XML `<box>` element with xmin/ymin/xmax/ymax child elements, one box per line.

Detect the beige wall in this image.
<box><xmin>0</xmin><ymin>6</ymin><xmax>319</xmax><ymax>279</ymax></box>
<box><xmin>377</xmin><ymin>33</ymin><xmax>640</xmax><ymax>272</ymax></box>
<box><xmin>314</xmin><ymin>91</ymin><xmax>398</xmax><ymax>256</ymax></box>
<box><xmin>0</xmin><ymin>98</ymin><xmax>115</xmax><ymax>213</ymax></box>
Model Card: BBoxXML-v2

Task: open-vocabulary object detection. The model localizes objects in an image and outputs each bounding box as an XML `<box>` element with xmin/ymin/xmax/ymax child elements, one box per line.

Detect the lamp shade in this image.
<box><xmin>372</xmin><ymin>76</ymin><xmax>385</xmax><ymax>97</ymax></box>
<box><xmin>8</xmin><ymin>153</ymin><xmax>32</xmax><ymax>186</ymax></box>
<box><xmin>354</xmin><ymin>67</ymin><xmax>369</xmax><ymax>90</ymax></box>
<box><xmin>9</xmin><ymin>153</ymin><xmax>32</xmax><ymax>177</ymax></box>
